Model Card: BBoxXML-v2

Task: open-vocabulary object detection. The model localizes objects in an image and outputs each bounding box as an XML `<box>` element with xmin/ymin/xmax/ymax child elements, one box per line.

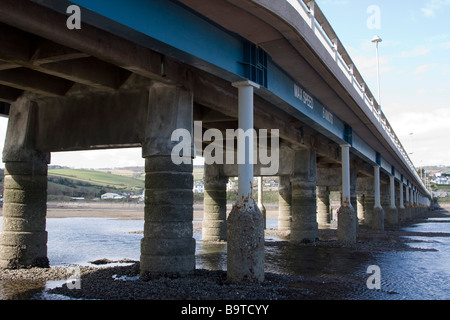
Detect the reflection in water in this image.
<box><xmin>0</xmin><ymin>211</ymin><xmax>449</xmax><ymax>299</ymax></box>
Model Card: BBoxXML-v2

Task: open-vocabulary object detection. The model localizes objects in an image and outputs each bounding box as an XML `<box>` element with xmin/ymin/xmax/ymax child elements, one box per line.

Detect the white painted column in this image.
<box><xmin>341</xmin><ymin>144</ymin><xmax>351</xmax><ymax>206</ymax></box>
<box><xmin>234</xmin><ymin>80</ymin><xmax>260</xmax><ymax>201</ymax></box>
<box><xmin>389</xmin><ymin>176</ymin><xmax>396</xmax><ymax>209</ymax></box>
<box><xmin>372</xmin><ymin>165</ymin><xmax>384</xmax><ymax>230</ymax></box>
<box><xmin>405</xmin><ymin>185</ymin><xmax>411</xmax><ymax>220</ymax></box>
<box><xmin>337</xmin><ymin>144</ymin><xmax>356</xmax><ymax>242</ymax></box>
<box><xmin>399</xmin><ymin>182</ymin><xmax>404</xmax><ymax>209</ymax></box>
<box><xmin>398</xmin><ymin>182</ymin><xmax>405</xmax><ymax>222</ymax></box>
<box><xmin>227</xmin><ymin>80</ymin><xmax>264</xmax><ymax>284</ymax></box>
<box><xmin>388</xmin><ymin>175</ymin><xmax>398</xmax><ymax>225</ymax></box>
<box><xmin>374</xmin><ymin>166</ymin><xmax>381</xmax><ymax>208</ymax></box>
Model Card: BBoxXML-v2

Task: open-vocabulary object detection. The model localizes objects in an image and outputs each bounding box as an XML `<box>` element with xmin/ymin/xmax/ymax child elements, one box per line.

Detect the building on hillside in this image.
<box><xmin>101</xmin><ymin>193</ymin><xmax>125</xmax><ymax>200</ymax></box>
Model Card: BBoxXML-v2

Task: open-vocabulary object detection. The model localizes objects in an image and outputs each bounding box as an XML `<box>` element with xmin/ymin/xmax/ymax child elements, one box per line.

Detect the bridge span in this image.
<box><xmin>0</xmin><ymin>0</ymin><xmax>431</xmax><ymax>282</ymax></box>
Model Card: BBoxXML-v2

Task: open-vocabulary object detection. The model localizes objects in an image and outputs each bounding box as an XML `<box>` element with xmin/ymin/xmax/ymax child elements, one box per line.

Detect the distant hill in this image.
<box><xmin>424</xmin><ymin>165</ymin><xmax>450</xmax><ymax>174</ymax></box>
<box><xmin>47</xmin><ymin>168</ymin><xmax>145</xmax><ymax>200</ymax></box>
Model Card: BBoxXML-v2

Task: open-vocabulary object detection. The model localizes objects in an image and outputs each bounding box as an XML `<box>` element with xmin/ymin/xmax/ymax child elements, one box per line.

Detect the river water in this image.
<box><xmin>0</xmin><ymin>210</ymin><xmax>449</xmax><ymax>300</ymax></box>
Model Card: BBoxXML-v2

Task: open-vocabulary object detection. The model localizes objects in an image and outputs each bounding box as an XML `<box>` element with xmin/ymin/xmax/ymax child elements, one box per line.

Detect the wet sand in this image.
<box><xmin>4</xmin><ymin>201</ymin><xmax>280</xmax><ymax>220</ymax></box>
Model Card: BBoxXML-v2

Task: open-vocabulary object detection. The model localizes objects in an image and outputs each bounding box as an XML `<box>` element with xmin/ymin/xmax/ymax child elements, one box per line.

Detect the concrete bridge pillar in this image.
<box><xmin>202</xmin><ymin>163</ymin><xmax>228</xmax><ymax>242</ymax></box>
<box><xmin>381</xmin><ymin>182</ymin><xmax>390</xmax><ymax>223</ymax></box>
<box><xmin>278</xmin><ymin>175</ymin><xmax>292</xmax><ymax>231</ymax></box>
<box><xmin>416</xmin><ymin>191</ymin><xmax>421</xmax><ymax>217</ymax></box>
<box><xmin>410</xmin><ymin>187</ymin><xmax>415</xmax><ymax>219</ymax></box>
<box><xmin>337</xmin><ymin>144</ymin><xmax>356</xmax><ymax>242</ymax></box>
<box><xmin>140</xmin><ymin>84</ymin><xmax>195</xmax><ymax>279</ymax></box>
<box><xmin>257</xmin><ymin>177</ymin><xmax>267</xmax><ymax>230</ymax></box>
<box><xmin>405</xmin><ymin>185</ymin><xmax>411</xmax><ymax>221</ymax></box>
<box><xmin>317</xmin><ymin>166</ymin><xmax>341</xmax><ymax>226</ymax></box>
<box><xmin>290</xmin><ymin>148</ymin><xmax>318</xmax><ymax>243</ymax></box>
<box><xmin>350</xmin><ymin>164</ymin><xmax>358</xmax><ymax>230</ymax></box>
<box><xmin>357</xmin><ymin>177</ymin><xmax>374</xmax><ymax>226</ymax></box>
<box><xmin>356</xmin><ymin>190</ymin><xmax>365</xmax><ymax>226</ymax></box>
<box><xmin>373</xmin><ymin>165</ymin><xmax>384</xmax><ymax>231</ymax></box>
<box><xmin>387</xmin><ymin>175</ymin><xmax>398</xmax><ymax>225</ymax></box>
<box><xmin>0</xmin><ymin>97</ymin><xmax>50</xmax><ymax>269</ymax></box>
<box><xmin>227</xmin><ymin>80</ymin><xmax>264</xmax><ymax>283</ymax></box>
<box><xmin>316</xmin><ymin>186</ymin><xmax>330</xmax><ymax>227</ymax></box>
<box><xmin>398</xmin><ymin>182</ymin><xmax>406</xmax><ymax>222</ymax></box>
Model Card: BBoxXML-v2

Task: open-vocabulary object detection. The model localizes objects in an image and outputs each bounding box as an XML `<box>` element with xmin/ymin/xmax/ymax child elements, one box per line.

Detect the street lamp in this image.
<box><xmin>371</xmin><ymin>35</ymin><xmax>382</xmax><ymax>108</ymax></box>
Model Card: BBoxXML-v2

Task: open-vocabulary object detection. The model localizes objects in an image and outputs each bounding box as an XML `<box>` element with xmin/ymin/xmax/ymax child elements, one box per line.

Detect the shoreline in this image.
<box><xmin>1</xmin><ymin>201</ymin><xmax>281</xmax><ymax>220</ymax></box>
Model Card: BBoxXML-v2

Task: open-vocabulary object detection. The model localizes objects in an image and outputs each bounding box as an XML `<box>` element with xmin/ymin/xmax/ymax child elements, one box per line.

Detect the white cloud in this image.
<box><xmin>401</xmin><ymin>46</ymin><xmax>430</xmax><ymax>57</ymax></box>
<box><xmin>392</xmin><ymin>108</ymin><xmax>450</xmax><ymax>166</ymax></box>
<box><xmin>441</xmin><ymin>41</ymin><xmax>450</xmax><ymax>50</ymax></box>
<box><xmin>421</xmin><ymin>0</ymin><xmax>450</xmax><ymax>18</ymax></box>
<box><xmin>414</xmin><ymin>63</ymin><xmax>436</xmax><ymax>74</ymax></box>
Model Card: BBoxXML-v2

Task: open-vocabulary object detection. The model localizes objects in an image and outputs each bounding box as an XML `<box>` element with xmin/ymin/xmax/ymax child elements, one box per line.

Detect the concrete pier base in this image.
<box><xmin>290</xmin><ymin>178</ymin><xmax>318</xmax><ymax>243</ymax></box>
<box><xmin>337</xmin><ymin>205</ymin><xmax>356</xmax><ymax>242</ymax></box>
<box><xmin>398</xmin><ymin>207</ymin><xmax>406</xmax><ymax>223</ymax></box>
<box><xmin>387</xmin><ymin>208</ymin><xmax>399</xmax><ymax>225</ymax></box>
<box><xmin>227</xmin><ymin>200</ymin><xmax>265</xmax><ymax>283</ymax></box>
<box><xmin>405</xmin><ymin>205</ymin><xmax>411</xmax><ymax>221</ymax></box>
<box><xmin>372</xmin><ymin>207</ymin><xmax>384</xmax><ymax>231</ymax></box>
<box><xmin>278</xmin><ymin>176</ymin><xmax>292</xmax><ymax>231</ymax></box>
<box><xmin>0</xmin><ymin>156</ymin><xmax>49</xmax><ymax>269</ymax></box>
<box><xmin>356</xmin><ymin>192</ymin><xmax>365</xmax><ymax>225</ymax></box>
<box><xmin>290</xmin><ymin>149</ymin><xmax>318</xmax><ymax>243</ymax></box>
<box><xmin>317</xmin><ymin>186</ymin><xmax>331</xmax><ymax>227</ymax></box>
<box><xmin>140</xmin><ymin>157</ymin><xmax>195</xmax><ymax>279</ymax></box>
<box><xmin>202</xmin><ymin>164</ymin><xmax>227</xmax><ymax>242</ymax></box>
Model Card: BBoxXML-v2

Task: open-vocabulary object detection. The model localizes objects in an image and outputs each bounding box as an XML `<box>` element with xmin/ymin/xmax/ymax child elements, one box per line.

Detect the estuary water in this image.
<box><xmin>0</xmin><ymin>209</ymin><xmax>449</xmax><ymax>300</ymax></box>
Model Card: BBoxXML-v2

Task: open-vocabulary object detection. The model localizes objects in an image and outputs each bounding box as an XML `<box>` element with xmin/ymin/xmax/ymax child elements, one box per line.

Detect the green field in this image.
<box><xmin>48</xmin><ymin>169</ymin><xmax>145</xmax><ymax>189</ymax></box>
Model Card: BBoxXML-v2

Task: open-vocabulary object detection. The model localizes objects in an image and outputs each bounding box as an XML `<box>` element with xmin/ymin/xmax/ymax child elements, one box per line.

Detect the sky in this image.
<box><xmin>315</xmin><ymin>0</ymin><xmax>450</xmax><ymax>167</ymax></box>
<box><xmin>1</xmin><ymin>0</ymin><xmax>450</xmax><ymax>169</ymax></box>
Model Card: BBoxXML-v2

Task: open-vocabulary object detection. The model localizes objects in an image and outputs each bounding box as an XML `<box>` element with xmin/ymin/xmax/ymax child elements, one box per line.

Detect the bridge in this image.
<box><xmin>0</xmin><ymin>0</ymin><xmax>431</xmax><ymax>282</ymax></box>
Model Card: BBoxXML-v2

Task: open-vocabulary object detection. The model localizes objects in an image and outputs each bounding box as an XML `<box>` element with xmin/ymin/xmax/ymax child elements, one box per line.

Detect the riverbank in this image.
<box><xmin>0</xmin><ymin>204</ymin><xmax>448</xmax><ymax>300</ymax></box>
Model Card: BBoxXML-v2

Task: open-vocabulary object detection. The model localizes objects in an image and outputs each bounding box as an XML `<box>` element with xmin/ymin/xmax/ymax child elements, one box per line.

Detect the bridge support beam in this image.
<box><xmin>0</xmin><ymin>97</ymin><xmax>50</xmax><ymax>269</ymax></box>
<box><xmin>373</xmin><ymin>165</ymin><xmax>384</xmax><ymax>231</ymax></box>
<box><xmin>202</xmin><ymin>163</ymin><xmax>227</xmax><ymax>242</ymax></box>
<box><xmin>227</xmin><ymin>80</ymin><xmax>264</xmax><ymax>283</ymax></box>
<box><xmin>278</xmin><ymin>175</ymin><xmax>292</xmax><ymax>231</ymax></box>
<box><xmin>140</xmin><ymin>85</ymin><xmax>195</xmax><ymax>279</ymax></box>
<box><xmin>337</xmin><ymin>144</ymin><xmax>356</xmax><ymax>242</ymax></box>
<box><xmin>290</xmin><ymin>148</ymin><xmax>318</xmax><ymax>243</ymax></box>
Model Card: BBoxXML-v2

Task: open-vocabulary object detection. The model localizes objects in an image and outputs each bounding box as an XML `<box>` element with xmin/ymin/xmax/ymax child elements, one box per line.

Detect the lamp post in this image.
<box><xmin>371</xmin><ymin>35</ymin><xmax>382</xmax><ymax>109</ymax></box>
